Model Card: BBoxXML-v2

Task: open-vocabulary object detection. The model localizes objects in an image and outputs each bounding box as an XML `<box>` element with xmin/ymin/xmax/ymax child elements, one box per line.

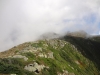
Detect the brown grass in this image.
<box><xmin>0</xmin><ymin>42</ymin><xmax>31</xmax><ymax>58</ymax></box>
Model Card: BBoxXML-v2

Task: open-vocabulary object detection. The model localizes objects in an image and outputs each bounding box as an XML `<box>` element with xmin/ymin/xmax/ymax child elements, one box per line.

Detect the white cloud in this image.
<box><xmin>0</xmin><ymin>0</ymin><xmax>100</xmax><ymax>51</ymax></box>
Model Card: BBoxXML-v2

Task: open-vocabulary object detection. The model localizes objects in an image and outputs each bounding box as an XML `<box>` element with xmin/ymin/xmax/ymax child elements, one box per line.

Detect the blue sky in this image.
<box><xmin>0</xmin><ymin>0</ymin><xmax>100</xmax><ymax>51</ymax></box>
<box><xmin>84</xmin><ymin>14</ymin><xmax>96</xmax><ymax>24</ymax></box>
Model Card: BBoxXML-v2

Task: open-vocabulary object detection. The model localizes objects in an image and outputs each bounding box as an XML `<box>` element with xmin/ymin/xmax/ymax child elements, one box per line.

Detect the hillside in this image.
<box><xmin>63</xmin><ymin>35</ymin><xmax>100</xmax><ymax>70</ymax></box>
<box><xmin>0</xmin><ymin>36</ymin><xmax>100</xmax><ymax>75</ymax></box>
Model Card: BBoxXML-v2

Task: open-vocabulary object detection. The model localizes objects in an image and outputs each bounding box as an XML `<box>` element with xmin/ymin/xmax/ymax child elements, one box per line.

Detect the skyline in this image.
<box><xmin>0</xmin><ymin>0</ymin><xmax>100</xmax><ymax>51</ymax></box>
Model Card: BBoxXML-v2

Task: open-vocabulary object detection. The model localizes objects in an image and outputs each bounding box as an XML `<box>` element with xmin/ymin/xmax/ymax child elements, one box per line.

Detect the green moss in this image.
<box><xmin>22</xmin><ymin>52</ymin><xmax>35</xmax><ymax>61</ymax></box>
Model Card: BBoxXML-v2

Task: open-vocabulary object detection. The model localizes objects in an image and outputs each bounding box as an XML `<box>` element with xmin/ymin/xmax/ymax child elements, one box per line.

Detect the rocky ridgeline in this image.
<box><xmin>5</xmin><ymin>39</ymin><xmax>76</xmax><ymax>74</ymax></box>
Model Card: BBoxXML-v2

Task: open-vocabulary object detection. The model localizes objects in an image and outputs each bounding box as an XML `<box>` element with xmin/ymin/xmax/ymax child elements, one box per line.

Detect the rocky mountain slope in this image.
<box><xmin>63</xmin><ymin>35</ymin><xmax>100</xmax><ymax>70</ymax></box>
<box><xmin>0</xmin><ymin>36</ymin><xmax>100</xmax><ymax>75</ymax></box>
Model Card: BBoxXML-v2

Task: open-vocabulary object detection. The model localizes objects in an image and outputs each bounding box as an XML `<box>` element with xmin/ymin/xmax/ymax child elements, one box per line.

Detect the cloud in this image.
<box><xmin>0</xmin><ymin>0</ymin><xmax>100</xmax><ymax>51</ymax></box>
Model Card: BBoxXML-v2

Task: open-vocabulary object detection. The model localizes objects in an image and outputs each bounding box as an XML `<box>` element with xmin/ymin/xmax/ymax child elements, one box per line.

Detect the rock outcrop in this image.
<box><xmin>11</xmin><ymin>55</ymin><xmax>28</xmax><ymax>61</ymax></box>
<box><xmin>24</xmin><ymin>62</ymin><xmax>47</xmax><ymax>73</ymax></box>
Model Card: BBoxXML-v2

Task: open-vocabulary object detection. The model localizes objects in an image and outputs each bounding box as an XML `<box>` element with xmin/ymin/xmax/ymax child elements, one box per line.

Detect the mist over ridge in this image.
<box><xmin>0</xmin><ymin>0</ymin><xmax>100</xmax><ymax>51</ymax></box>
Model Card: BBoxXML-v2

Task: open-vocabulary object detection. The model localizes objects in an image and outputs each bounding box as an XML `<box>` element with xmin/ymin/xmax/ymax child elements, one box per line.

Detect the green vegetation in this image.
<box><xmin>22</xmin><ymin>52</ymin><xmax>35</xmax><ymax>61</ymax></box>
<box><xmin>0</xmin><ymin>58</ymin><xmax>35</xmax><ymax>75</ymax></box>
<box><xmin>0</xmin><ymin>37</ymin><xmax>100</xmax><ymax>75</ymax></box>
<box><xmin>63</xmin><ymin>36</ymin><xmax>100</xmax><ymax>70</ymax></box>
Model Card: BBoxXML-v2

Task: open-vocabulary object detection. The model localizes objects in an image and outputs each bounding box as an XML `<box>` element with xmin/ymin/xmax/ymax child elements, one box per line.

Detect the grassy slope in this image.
<box><xmin>63</xmin><ymin>35</ymin><xmax>100</xmax><ymax>70</ymax></box>
<box><xmin>0</xmin><ymin>38</ymin><xmax>100</xmax><ymax>75</ymax></box>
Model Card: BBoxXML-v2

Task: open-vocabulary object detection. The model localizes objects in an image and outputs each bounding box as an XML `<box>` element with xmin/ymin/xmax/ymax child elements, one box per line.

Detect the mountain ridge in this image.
<box><xmin>0</xmin><ymin>35</ymin><xmax>100</xmax><ymax>75</ymax></box>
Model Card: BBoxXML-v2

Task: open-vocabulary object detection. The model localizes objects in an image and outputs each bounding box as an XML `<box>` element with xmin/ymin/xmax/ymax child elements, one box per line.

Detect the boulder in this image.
<box><xmin>24</xmin><ymin>62</ymin><xmax>46</xmax><ymax>73</ymax></box>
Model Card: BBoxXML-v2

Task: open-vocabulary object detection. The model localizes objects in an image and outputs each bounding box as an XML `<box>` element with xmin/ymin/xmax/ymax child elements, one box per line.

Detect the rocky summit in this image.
<box><xmin>0</xmin><ymin>36</ymin><xmax>100</xmax><ymax>75</ymax></box>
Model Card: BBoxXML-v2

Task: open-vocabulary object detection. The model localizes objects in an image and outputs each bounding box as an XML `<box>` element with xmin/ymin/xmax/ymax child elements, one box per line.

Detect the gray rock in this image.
<box><xmin>24</xmin><ymin>62</ymin><xmax>46</xmax><ymax>73</ymax></box>
<box><xmin>47</xmin><ymin>52</ymin><xmax>53</xmax><ymax>58</ymax></box>
<box><xmin>10</xmin><ymin>74</ymin><xmax>16</xmax><ymax>75</ymax></box>
<box><xmin>12</xmin><ymin>55</ymin><xmax>28</xmax><ymax>61</ymax></box>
